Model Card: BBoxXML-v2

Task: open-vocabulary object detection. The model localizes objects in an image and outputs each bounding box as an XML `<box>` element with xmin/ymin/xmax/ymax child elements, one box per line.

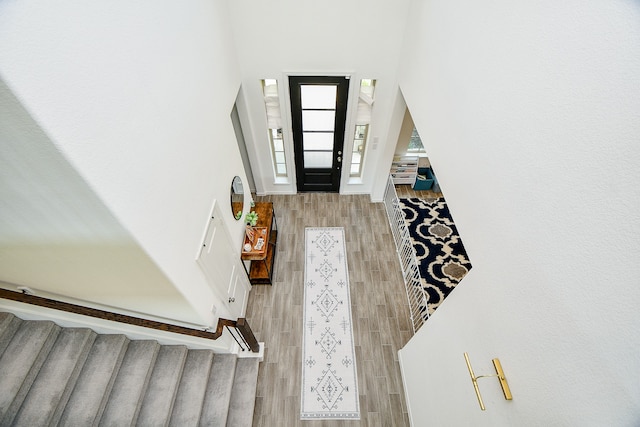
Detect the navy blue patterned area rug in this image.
<box><xmin>399</xmin><ymin>198</ymin><xmax>472</xmax><ymax>315</ymax></box>
<box><xmin>301</xmin><ymin>227</ymin><xmax>359</xmax><ymax>420</ymax></box>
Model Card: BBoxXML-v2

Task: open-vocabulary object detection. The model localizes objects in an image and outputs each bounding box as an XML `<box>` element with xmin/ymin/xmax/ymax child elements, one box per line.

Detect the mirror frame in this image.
<box><xmin>230</xmin><ymin>176</ymin><xmax>244</xmax><ymax>221</ymax></box>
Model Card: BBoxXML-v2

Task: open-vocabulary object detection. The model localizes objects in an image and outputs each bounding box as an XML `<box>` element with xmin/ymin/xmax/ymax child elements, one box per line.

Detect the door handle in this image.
<box><xmin>228</xmin><ymin>297</ymin><xmax>235</xmax><ymax>303</ymax></box>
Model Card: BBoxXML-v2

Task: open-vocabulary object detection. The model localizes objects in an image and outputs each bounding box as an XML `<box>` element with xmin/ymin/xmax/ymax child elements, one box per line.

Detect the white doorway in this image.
<box><xmin>197</xmin><ymin>200</ymin><xmax>251</xmax><ymax>319</ymax></box>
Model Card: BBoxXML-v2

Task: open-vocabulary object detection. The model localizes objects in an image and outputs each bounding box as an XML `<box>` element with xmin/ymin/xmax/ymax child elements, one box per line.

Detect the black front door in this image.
<box><xmin>289</xmin><ymin>76</ymin><xmax>349</xmax><ymax>192</ymax></box>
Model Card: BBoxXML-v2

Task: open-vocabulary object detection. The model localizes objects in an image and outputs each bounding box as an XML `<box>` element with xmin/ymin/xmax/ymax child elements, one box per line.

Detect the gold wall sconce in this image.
<box><xmin>463</xmin><ymin>352</ymin><xmax>512</xmax><ymax>411</ymax></box>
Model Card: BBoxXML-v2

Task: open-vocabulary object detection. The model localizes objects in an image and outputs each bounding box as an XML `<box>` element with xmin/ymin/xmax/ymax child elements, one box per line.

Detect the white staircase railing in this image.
<box><xmin>383</xmin><ymin>176</ymin><xmax>429</xmax><ymax>333</ymax></box>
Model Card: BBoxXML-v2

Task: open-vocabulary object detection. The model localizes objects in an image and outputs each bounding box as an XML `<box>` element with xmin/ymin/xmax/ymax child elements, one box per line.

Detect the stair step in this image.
<box><xmin>0</xmin><ymin>312</ymin><xmax>262</xmax><ymax>427</ymax></box>
<box><xmin>0</xmin><ymin>320</ymin><xmax>60</xmax><ymax>425</ymax></box>
<box><xmin>226</xmin><ymin>358</ymin><xmax>260</xmax><ymax>427</ymax></box>
<box><xmin>98</xmin><ymin>340</ymin><xmax>160</xmax><ymax>426</ymax></box>
<box><xmin>0</xmin><ymin>312</ymin><xmax>22</xmax><ymax>357</ymax></box>
<box><xmin>199</xmin><ymin>354</ymin><xmax>238</xmax><ymax>427</ymax></box>
<box><xmin>12</xmin><ymin>327</ymin><xmax>97</xmax><ymax>426</ymax></box>
<box><xmin>168</xmin><ymin>349</ymin><xmax>215</xmax><ymax>427</ymax></box>
<box><xmin>58</xmin><ymin>334</ymin><xmax>129</xmax><ymax>426</ymax></box>
<box><xmin>137</xmin><ymin>345</ymin><xmax>188</xmax><ymax>426</ymax></box>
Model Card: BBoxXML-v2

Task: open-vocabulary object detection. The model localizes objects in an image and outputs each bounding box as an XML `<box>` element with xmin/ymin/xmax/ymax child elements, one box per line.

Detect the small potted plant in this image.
<box><xmin>244</xmin><ymin>211</ymin><xmax>259</xmax><ymax>227</ymax></box>
<box><xmin>244</xmin><ymin>211</ymin><xmax>259</xmax><ymax>243</ymax></box>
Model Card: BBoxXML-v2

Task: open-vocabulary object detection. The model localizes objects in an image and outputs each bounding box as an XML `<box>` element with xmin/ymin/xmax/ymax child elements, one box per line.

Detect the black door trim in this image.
<box><xmin>289</xmin><ymin>76</ymin><xmax>349</xmax><ymax>192</ymax></box>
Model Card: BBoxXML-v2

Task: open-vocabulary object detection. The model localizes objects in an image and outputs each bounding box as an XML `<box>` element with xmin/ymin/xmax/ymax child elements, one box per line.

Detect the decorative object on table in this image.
<box><xmin>244</xmin><ymin>211</ymin><xmax>258</xmax><ymax>227</ymax></box>
<box><xmin>243</xmin><ymin>227</ymin><xmax>267</xmax><ymax>254</ymax></box>
<box><xmin>254</xmin><ymin>237</ymin><xmax>265</xmax><ymax>251</ymax></box>
<box><xmin>245</xmin><ymin>226</ymin><xmax>255</xmax><ymax>242</ymax></box>
<box><xmin>301</xmin><ymin>227</ymin><xmax>359</xmax><ymax>420</ymax></box>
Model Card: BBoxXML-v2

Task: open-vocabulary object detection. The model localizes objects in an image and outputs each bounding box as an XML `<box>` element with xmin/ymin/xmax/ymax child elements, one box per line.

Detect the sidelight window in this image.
<box><xmin>350</xmin><ymin>79</ymin><xmax>376</xmax><ymax>177</ymax></box>
<box><xmin>262</xmin><ymin>79</ymin><xmax>287</xmax><ymax>177</ymax></box>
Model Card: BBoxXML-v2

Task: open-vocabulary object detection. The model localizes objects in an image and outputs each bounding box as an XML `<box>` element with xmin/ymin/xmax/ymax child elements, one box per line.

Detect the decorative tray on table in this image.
<box><xmin>243</xmin><ymin>227</ymin><xmax>268</xmax><ymax>256</ymax></box>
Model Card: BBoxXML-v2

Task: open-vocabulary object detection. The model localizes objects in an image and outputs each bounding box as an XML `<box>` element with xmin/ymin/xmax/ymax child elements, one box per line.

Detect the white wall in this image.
<box><xmin>0</xmin><ymin>0</ymin><xmax>252</xmax><ymax>327</ymax></box>
<box><xmin>227</xmin><ymin>0</ymin><xmax>412</xmax><ymax>196</ymax></box>
<box><xmin>0</xmin><ymin>78</ymin><xmax>201</xmax><ymax>324</ymax></box>
<box><xmin>398</xmin><ymin>0</ymin><xmax>640</xmax><ymax>425</ymax></box>
<box><xmin>395</xmin><ymin>108</ymin><xmax>415</xmax><ymax>157</ymax></box>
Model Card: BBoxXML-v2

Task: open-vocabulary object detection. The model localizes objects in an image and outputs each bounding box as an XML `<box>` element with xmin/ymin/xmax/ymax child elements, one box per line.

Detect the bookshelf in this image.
<box><xmin>390</xmin><ymin>156</ymin><xmax>419</xmax><ymax>185</ymax></box>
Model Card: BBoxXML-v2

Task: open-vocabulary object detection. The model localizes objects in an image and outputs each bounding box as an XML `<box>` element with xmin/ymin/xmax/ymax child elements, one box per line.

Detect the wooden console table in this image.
<box><xmin>240</xmin><ymin>202</ymin><xmax>277</xmax><ymax>285</ymax></box>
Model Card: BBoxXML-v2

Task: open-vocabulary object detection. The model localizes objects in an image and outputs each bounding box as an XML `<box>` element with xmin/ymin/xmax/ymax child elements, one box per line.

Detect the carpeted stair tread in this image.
<box><xmin>137</xmin><ymin>345</ymin><xmax>188</xmax><ymax>426</ymax></box>
<box><xmin>58</xmin><ymin>334</ymin><xmax>129</xmax><ymax>426</ymax></box>
<box><xmin>0</xmin><ymin>312</ymin><xmax>22</xmax><ymax>357</ymax></box>
<box><xmin>199</xmin><ymin>354</ymin><xmax>238</xmax><ymax>426</ymax></box>
<box><xmin>168</xmin><ymin>349</ymin><xmax>215</xmax><ymax>427</ymax></box>
<box><xmin>0</xmin><ymin>320</ymin><xmax>60</xmax><ymax>425</ymax></box>
<box><xmin>12</xmin><ymin>327</ymin><xmax>97</xmax><ymax>426</ymax></box>
<box><xmin>0</xmin><ymin>312</ymin><xmax>262</xmax><ymax>427</ymax></box>
<box><xmin>98</xmin><ymin>340</ymin><xmax>160</xmax><ymax>426</ymax></box>
<box><xmin>226</xmin><ymin>357</ymin><xmax>260</xmax><ymax>427</ymax></box>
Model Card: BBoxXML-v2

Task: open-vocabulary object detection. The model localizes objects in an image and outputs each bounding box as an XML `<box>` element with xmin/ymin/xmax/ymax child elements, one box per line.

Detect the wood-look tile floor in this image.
<box><xmin>246</xmin><ymin>193</ymin><xmax>413</xmax><ymax>427</ymax></box>
<box><xmin>394</xmin><ymin>184</ymin><xmax>443</xmax><ymax>200</ymax></box>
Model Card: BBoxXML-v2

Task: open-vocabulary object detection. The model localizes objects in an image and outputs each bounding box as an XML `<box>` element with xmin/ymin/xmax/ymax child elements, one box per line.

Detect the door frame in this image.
<box><xmin>288</xmin><ymin>75</ymin><xmax>350</xmax><ymax>193</ymax></box>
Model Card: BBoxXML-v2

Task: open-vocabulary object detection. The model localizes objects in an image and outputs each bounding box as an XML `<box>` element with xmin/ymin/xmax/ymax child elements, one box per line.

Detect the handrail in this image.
<box><xmin>0</xmin><ymin>280</ymin><xmax>208</xmax><ymax>329</ymax></box>
<box><xmin>221</xmin><ymin>317</ymin><xmax>260</xmax><ymax>353</ymax></box>
<box><xmin>0</xmin><ymin>287</ymin><xmax>259</xmax><ymax>352</ymax></box>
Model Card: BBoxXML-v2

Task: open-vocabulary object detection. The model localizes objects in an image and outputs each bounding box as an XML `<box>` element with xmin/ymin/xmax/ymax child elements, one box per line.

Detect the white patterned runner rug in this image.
<box><xmin>301</xmin><ymin>227</ymin><xmax>360</xmax><ymax>420</ymax></box>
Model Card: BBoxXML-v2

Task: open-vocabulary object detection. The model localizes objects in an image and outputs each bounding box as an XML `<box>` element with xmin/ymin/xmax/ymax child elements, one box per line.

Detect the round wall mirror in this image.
<box><xmin>230</xmin><ymin>176</ymin><xmax>244</xmax><ymax>221</ymax></box>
